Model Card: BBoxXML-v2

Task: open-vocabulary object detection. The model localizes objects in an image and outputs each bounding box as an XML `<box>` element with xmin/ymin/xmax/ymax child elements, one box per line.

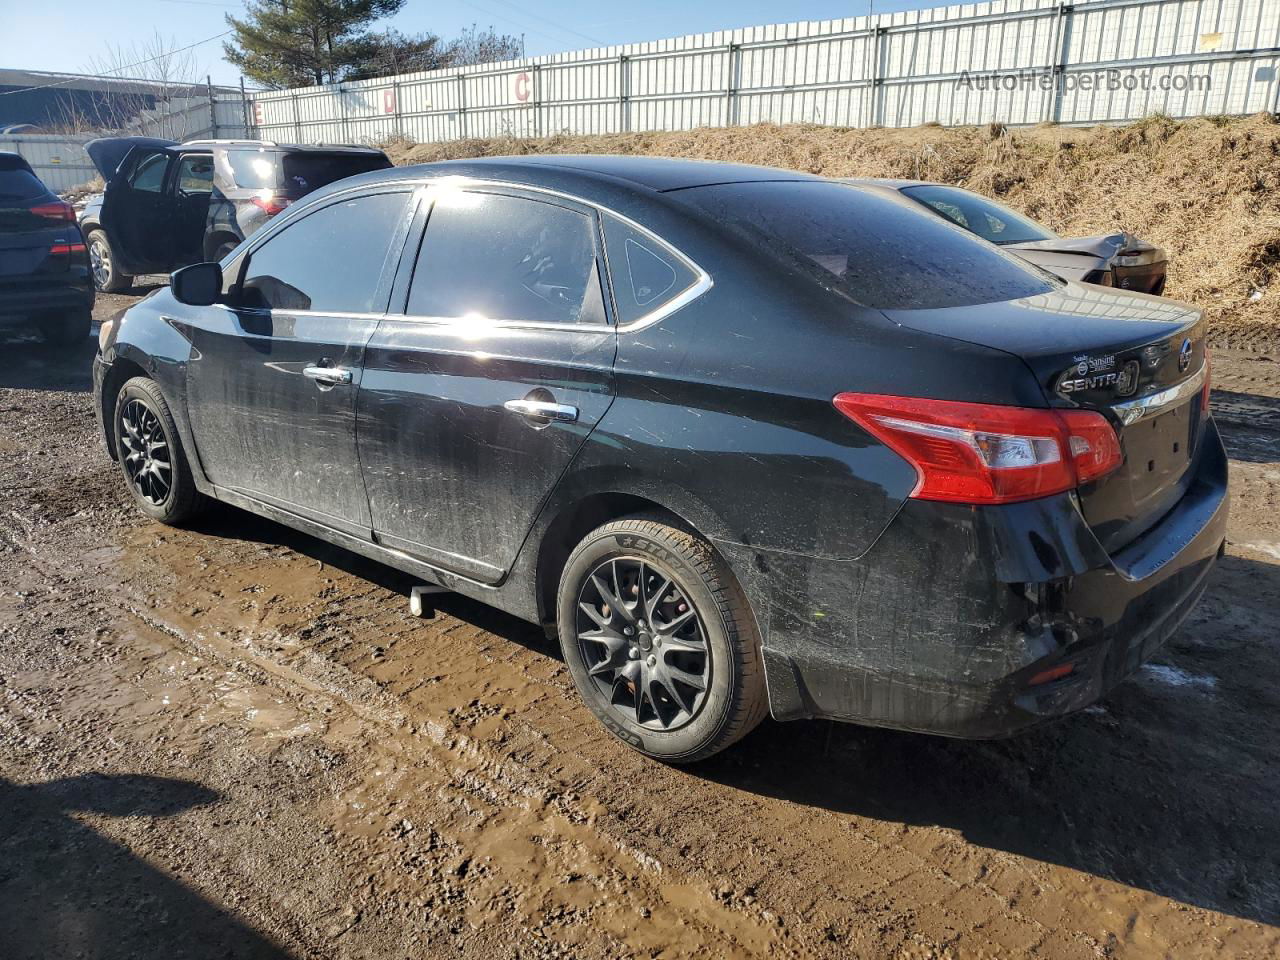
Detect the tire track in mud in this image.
<box><xmin>0</xmin><ymin>508</ymin><xmax>793</xmax><ymax>959</ymax></box>
<box><xmin>0</xmin><ymin>506</ymin><xmax>1133</xmax><ymax>959</ymax></box>
<box><xmin>2</xmin><ymin>363</ymin><xmax>1278</xmax><ymax>957</ymax></box>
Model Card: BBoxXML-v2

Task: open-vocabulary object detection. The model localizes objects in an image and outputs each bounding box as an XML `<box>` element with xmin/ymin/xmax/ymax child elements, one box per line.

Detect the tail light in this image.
<box><xmin>833</xmin><ymin>393</ymin><xmax>1123</xmax><ymax>505</ymax></box>
<box><xmin>30</xmin><ymin>201</ymin><xmax>76</xmax><ymax>222</ymax></box>
<box><xmin>49</xmin><ymin>242</ymin><xmax>87</xmax><ymax>255</ymax></box>
<box><xmin>251</xmin><ymin>194</ymin><xmax>291</xmax><ymax>216</ymax></box>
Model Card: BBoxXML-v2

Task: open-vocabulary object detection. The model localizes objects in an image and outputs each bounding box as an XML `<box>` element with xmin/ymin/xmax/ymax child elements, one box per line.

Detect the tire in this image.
<box><xmin>87</xmin><ymin>229</ymin><xmax>133</xmax><ymax>293</ymax></box>
<box><xmin>212</xmin><ymin>238</ymin><xmax>239</xmax><ymax>261</ymax></box>
<box><xmin>556</xmin><ymin>516</ymin><xmax>768</xmax><ymax>762</ymax></box>
<box><xmin>38</xmin><ymin>308</ymin><xmax>91</xmax><ymax>346</ymax></box>
<box><xmin>113</xmin><ymin>377</ymin><xmax>206</xmax><ymax>525</ymax></box>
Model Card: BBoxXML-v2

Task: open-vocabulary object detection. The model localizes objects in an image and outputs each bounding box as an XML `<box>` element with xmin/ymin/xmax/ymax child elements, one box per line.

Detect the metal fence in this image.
<box><xmin>246</xmin><ymin>0</ymin><xmax>1280</xmax><ymax>146</ymax></box>
<box><xmin>0</xmin><ymin>87</ymin><xmax>250</xmax><ymax>193</ymax></box>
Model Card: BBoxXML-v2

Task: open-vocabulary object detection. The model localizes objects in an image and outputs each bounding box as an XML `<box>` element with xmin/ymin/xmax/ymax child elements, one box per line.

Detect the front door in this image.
<box><xmin>357</xmin><ymin>185</ymin><xmax>616</xmax><ymax>584</ymax></box>
<box><xmin>185</xmin><ymin>188</ymin><xmax>416</xmax><ymax>537</ymax></box>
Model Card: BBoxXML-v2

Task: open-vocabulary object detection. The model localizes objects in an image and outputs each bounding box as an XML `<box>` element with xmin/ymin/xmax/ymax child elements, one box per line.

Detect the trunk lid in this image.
<box><xmin>0</xmin><ymin>165</ymin><xmax>65</xmax><ymax>279</ymax></box>
<box><xmin>882</xmin><ymin>282</ymin><xmax>1208</xmax><ymax>552</ymax></box>
<box><xmin>85</xmin><ymin>136</ymin><xmax>176</xmax><ymax>185</ymax></box>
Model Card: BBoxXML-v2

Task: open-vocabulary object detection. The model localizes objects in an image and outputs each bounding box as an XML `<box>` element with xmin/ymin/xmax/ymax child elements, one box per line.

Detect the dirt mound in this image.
<box><xmin>384</xmin><ymin>114</ymin><xmax>1280</xmax><ymax>350</ymax></box>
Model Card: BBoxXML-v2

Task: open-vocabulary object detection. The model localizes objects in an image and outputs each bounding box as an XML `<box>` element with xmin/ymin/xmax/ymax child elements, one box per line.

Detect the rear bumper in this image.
<box><xmin>717</xmin><ymin>417</ymin><xmax>1229</xmax><ymax>738</ymax></box>
<box><xmin>0</xmin><ymin>278</ymin><xmax>94</xmax><ymax>325</ymax></box>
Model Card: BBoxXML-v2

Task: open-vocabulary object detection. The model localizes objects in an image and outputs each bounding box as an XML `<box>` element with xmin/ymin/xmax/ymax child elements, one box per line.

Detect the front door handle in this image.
<box><xmin>303</xmin><ymin>365</ymin><xmax>353</xmax><ymax>386</ymax></box>
<box><xmin>504</xmin><ymin>398</ymin><xmax>579</xmax><ymax>423</ymax></box>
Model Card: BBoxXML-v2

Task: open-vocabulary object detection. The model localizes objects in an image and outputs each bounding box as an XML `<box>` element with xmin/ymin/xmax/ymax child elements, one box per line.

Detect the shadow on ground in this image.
<box><xmin>0</xmin><ymin>330</ymin><xmax>97</xmax><ymax>393</ymax></box>
<box><xmin>693</xmin><ymin>549</ymin><xmax>1280</xmax><ymax>927</ymax></box>
<box><xmin>0</xmin><ymin>773</ymin><xmax>293</xmax><ymax>960</ymax></box>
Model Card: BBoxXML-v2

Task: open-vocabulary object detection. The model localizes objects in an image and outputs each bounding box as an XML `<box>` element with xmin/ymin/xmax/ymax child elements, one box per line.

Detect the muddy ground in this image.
<box><xmin>0</xmin><ymin>292</ymin><xmax>1277</xmax><ymax>959</ymax></box>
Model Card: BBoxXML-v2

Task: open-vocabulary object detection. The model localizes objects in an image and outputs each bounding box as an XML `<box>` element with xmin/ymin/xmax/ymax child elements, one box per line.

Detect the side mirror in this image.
<box><xmin>170</xmin><ymin>262</ymin><xmax>222</xmax><ymax>306</ymax></box>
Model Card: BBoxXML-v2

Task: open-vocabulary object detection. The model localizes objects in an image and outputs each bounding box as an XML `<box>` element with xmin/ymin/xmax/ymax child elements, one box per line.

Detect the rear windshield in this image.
<box><xmin>900</xmin><ymin>184</ymin><xmax>1055</xmax><ymax>246</ymax></box>
<box><xmin>0</xmin><ymin>168</ymin><xmax>46</xmax><ymax>201</ymax></box>
<box><xmin>224</xmin><ymin>149</ymin><xmax>389</xmax><ymax>194</ymax></box>
<box><xmin>681</xmin><ymin>180</ymin><xmax>1056</xmax><ymax>310</ymax></box>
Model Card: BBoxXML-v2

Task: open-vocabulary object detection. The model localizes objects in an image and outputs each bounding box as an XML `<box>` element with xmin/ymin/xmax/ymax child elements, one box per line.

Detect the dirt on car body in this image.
<box><xmin>0</xmin><ymin>308</ymin><xmax>1277</xmax><ymax>958</ymax></box>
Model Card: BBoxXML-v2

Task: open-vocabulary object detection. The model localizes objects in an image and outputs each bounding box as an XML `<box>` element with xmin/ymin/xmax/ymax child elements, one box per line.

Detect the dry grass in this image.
<box><xmin>385</xmin><ymin>114</ymin><xmax>1280</xmax><ymax>348</ymax></box>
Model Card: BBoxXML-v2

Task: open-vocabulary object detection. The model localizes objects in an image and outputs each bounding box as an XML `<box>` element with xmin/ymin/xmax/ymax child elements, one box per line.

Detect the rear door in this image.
<box><xmin>170</xmin><ymin>152</ymin><xmax>214</xmax><ymax>267</ymax></box>
<box><xmin>98</xmin><ymin>147</ymin><xmax>174</xmax><ymax>275</ymax></box>
<box><xmin>357</xmin><ymin>185</ymin><xmax>616</xmax><ymax>584</ymax></box>
<box><xmin>185</xmin><ymin>187</ymin><xmax>416</xmax><ymax>536</ymax></box>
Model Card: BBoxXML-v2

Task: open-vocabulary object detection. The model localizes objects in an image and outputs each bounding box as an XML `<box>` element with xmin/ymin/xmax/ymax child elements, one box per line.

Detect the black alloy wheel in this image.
<box><xmin>118</xmin><ymin>397</ymin><xmax>173</xmax><ymax>506</ymax></box>
<box><xmin>575</xmin><ymin>556</ymin><xmax>711</xmax><ymax>731</ymax></box>
<box><xmin>113</xmin><ymin>377</ymin><xmax>205</xmax><ymax>525</ymax></box>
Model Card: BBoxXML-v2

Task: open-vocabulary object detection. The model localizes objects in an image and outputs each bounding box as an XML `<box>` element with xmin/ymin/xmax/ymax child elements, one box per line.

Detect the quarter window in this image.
<box><xmin>408</xmin><ymin>191</ymin><xmax>606</xmax><ymax>326</ymax></box>
<box><xmin>238</xmin><ymin>191</ymin><xmax>408</xmax><ymax>313</ymax></box>
<box><xmin>601</xmin><ymin>214</ymin><xmax>700</xmax><ymax>324</ymax></box>
<box><xmin>175</xmin><ymin>154</ymin><xmax>214</xmax><ymax>196</ymax></box>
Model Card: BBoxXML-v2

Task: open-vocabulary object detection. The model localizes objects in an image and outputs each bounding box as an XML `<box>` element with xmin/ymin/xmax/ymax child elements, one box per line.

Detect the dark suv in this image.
<box><xmin>0</xmin><ymin>152</ymin><xmax>93</xmax><ymax>343</ymax></box>
<box><xmin>79</xmin><ymin>138</ymin><xmax>392</xmax><ymax>292</ymax></box>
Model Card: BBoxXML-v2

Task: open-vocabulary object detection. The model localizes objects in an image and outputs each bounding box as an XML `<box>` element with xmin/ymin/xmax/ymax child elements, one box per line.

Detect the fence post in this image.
<box><xmin>207</xmin><ymin>75</ymin><xmax>218</xmax><ymax>140</ymax></box>
<box><xmin>533</xmin><ymin>63</ymin><xmax>542</xmax><ymax>137</ymax></box>
<box><xmin>1047</xmin><ymin>2</ymin><xmax>1075</xmax><ymax>123</ymax></box>
<box><xmin>239</xmin><ymin>76</ymin><xmax>250</xmax><ymax>137</ymax></box>
<box><xmin>291</xmin><ymin>89</ymin><xmax>301</xmax><ymax>142</ymax></box>
<box><xmin>339</xmin><ymin>84</ymin><xmax>350</xmax><ymax>143</ymax></box>
<box><xmin>392</xmin><ymin>75</ymin><xmax>403</xmax><ymax>139</ymax></box>
<box><xmin>724</xmin><ymin>43</ymin><xmax>739</xmax><ymax>126</ymax></box>
<box><xmin>618</xmin><ymin>55</ymin><xmax>630</xmax><ymax>133</ymax></box>
<box><xmin>457</xmin><ymin>74</ymin><xmax>468</xmax><ymax>139</ymax></box>
<box><xmin>872</xmin><ymin>22</ymin><xmax>890</xmax><ymax>127</ymax></box>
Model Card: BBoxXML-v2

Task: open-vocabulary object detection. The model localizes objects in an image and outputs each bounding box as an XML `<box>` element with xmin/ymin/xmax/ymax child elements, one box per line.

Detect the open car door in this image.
<box><xmin>85</xmin><ymin>137</ymin><xmax>178</xmax><ymax>276</ymax></box>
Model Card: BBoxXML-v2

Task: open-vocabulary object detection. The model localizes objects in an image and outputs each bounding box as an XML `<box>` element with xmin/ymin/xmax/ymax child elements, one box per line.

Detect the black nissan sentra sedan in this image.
<box><xmin>93</xmin><ymin>156</ymin><xmax>1228</xmax><ymax>761</ymax></box>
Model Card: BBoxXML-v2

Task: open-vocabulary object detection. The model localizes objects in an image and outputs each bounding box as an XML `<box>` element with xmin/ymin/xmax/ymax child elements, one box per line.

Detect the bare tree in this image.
<box><xmin>51</xmin><ymin>31</ymin><xmax>204</xmax><ymax>138</ymax></box>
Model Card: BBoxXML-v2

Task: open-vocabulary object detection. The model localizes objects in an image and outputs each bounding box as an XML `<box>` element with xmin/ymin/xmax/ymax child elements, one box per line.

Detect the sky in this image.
<box><xmin>1</xmin><ymin>0</ymin><xmax>934</xmax><ymax>88</ymax></box>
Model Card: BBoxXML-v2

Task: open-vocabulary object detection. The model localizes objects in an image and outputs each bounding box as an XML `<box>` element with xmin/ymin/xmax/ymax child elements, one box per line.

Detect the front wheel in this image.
<box><xmin>87</xmin><ymin>229</ymin><xmax>133</xmax><ymax>293</ymax></box>
<box><xmin>113</xmin><ymin>377</ymin><xmax>206</xmax><ymax>525</ymax></box>
<box><xmin>556</xmin><ymin>517</ymin><xmax>768</xmax><ymax>762</ymax></box>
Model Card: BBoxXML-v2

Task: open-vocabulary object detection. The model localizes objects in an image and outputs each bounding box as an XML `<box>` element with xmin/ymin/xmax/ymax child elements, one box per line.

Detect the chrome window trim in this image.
<box><xmin>1112</xmin><ymin>363</ymin><xmax>1207</xmax><ymax>426</ymax></box>
<box><xmin>267</xmin><ymin>174</ymin><xmax>713</xmax><ymax>334</ymax></box>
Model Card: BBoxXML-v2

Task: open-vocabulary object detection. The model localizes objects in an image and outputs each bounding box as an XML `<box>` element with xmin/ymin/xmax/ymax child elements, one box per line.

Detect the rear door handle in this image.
<box><xmin>303</xmin><ymin>365</ymin><xmax>353</xmax><ymax>386</ymax></box>
<box><xmin>504</xmin><ymin>399</ymin><xmax>579</xmax><ymax>423</ymax></box>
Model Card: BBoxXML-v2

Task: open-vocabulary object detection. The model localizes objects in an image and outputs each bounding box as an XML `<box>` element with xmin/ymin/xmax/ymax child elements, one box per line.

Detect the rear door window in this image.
<box><xmin>601</xmin><ymin>214</ymin><xmax>700</xmax><ymax>324</ymax></box>
<box><xmin>239</xmin><ymin>191</ymin><xmax>409</xmax><ymax>313</ymax></box>
<box><xmin>681</xmin><ymin>180</ymin><xmax>1055</xmax><ymax>310</ymax></box>
<box><xmin>129</xmin><ymin>152</ymin><xmax>170</xmax><ymax>193</ymax></box>
<box><xmin>408</xmin><ymin>190</ymin><xmax>607</xmax><ymax>326</ymax></box>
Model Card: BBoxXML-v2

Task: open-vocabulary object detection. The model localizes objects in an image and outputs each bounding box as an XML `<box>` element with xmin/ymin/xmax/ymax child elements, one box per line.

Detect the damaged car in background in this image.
<box><xmin>94</xmin><ymin>157</ymin><xmax>1226</xmax><ymax>762</ymax></box>
<box><xmin>78</xmin><ymin>137</ymin><xmax>392</xmax><ymax>292</ymax></box>
<box><xmin>847</xmin><ymin>179</ymin><xmax>1168</xmax><ymax>294</ymax></box>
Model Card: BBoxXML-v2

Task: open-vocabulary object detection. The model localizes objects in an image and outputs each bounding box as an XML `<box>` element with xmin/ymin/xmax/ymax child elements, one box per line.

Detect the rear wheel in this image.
<box><xmin>38</xmin><ymin>308</ymin><xmax>91</xmax><ymax>346</ymax></box>
<box><xmin>87</xmin><ymin>229</ymin><xmax>133</xmax><ymax>293</ymax></box>
<box><xmin>113</xmin><ymin>377</ymin><xmax>205</xmax><ymax>525</ymax></box>
<box><xmin>556</xmin><ymin>517</ymin><xmax>768</xmax><ymax>762</ymax></box>
<box><xmin>212</xmin><ymin>239</ymin><xmax>239</xmax><ymax>261</ymax></box>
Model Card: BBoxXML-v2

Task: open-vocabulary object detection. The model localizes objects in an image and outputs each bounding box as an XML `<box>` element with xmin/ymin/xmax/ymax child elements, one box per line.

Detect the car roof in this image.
<box><xmin>353</xmin><ymin>154</ymin><xmax>823</xmax><ymax>193</ymax></box>
<box><xmin>179</xmin><ymin>139</ymin><xmax>386</xmax><ymax>156</ymax></box>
